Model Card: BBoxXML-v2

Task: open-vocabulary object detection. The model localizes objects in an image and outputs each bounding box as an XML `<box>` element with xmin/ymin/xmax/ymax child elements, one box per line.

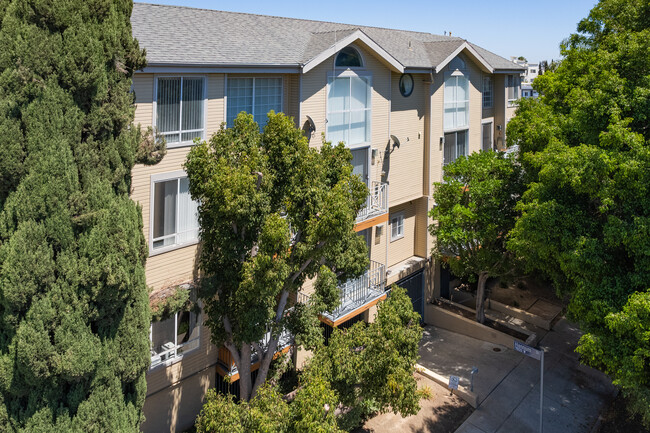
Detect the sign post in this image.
<box><xmin>514</xmin><ymin>341</ymin><xmax>544</xmax><ymax>433</ymax></box>
<box><xmin>448</xmin><ymin>375</ymin><xmax>459</xmax><ymax>393</ymax></box>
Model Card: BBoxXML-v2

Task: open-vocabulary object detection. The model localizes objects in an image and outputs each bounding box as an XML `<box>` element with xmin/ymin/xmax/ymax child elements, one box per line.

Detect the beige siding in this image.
<box><xmin>386</xmin><ymin>202</ymin><xmax>417</xmax><ymax>267</ymax></box>
<box><xmin>133</xmin><ymin>73</ymin><xmax>154</xmax><ymax>127</ymax></box>
<box><xmin>429</xmin><ymin>53</ymin><xmax>489</xmax><ymax>184</ymax></box>
<box><xmin>286</xmin><ymin>74</ymin><xmax>300</xmax><ymax>126</ymax></box>
<box><xmin>131</xmin><ymin>147</ymin><xmax>198</xmax><ymax>290</ymax></box>
<box><xmin>206</xmin><ymin>74</ymin><xmax>225</xmax><ymax>137</ymax></box>
<box><xmin>414</xmin><ymin>197</ymin><xmax>429</xmax><ymax>258</ymax></box>
<box><xmin>300</xmin><ymin>44</ymin><xmax>391</xmax><ymax>185</ymax></box>
<box><xmin>387</xmin><ymin>73</ymin><xmax>427</xmax><ymax>206</ymax></box>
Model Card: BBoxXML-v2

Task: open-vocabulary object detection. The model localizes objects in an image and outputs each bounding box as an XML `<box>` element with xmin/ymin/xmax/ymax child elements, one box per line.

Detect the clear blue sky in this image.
<box><xmin>136</xmin><ymin>0</ymin><xmax>598</xmax><ymax>63</ymax></box>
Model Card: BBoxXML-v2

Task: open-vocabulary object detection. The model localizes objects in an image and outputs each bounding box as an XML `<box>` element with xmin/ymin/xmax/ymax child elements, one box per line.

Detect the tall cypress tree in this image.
<box><xmin>0</xmin><ymin>1</ymin><xmax>149</xmax><ymax>431</ymax></box>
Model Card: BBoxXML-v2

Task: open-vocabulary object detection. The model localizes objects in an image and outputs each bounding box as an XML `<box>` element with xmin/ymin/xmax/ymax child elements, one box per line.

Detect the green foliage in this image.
<box><xmin>195</xmin><ymin>287</ymin><xmax>422</xmax><ymax>432</ymax></box>
<box><xmin>429</xmin><ymin>151</ymin><xmax>523</xmax><ymax>280</ymax></box>
<box><xmin>196</xmin><ymin>384</ymin><xmax>291</xmax><ymax>433</ymax></box>
<box><xmin>506</xmin><ymin>0</ymin><xmax>650</xmax><ymax>424</ymax></box>
<box><xmin>134</xmin><ymin>125</ymin><xmax>167</xmax><ymax>165</ymax></box>
<box><xmin>150</xmin><ymin>287</ymin><xmax>193</xmax><ymax>322</ymax></box>
<box><xmin>429</xmin><ymin>151</ymin><xmax>524</xmax><ymax>321</ymax></box>
<box><xmin>0</xmin><ymin>0</ymin><xmax>149</xmax><ymax>431</ymax></box>
<box><xmin>307</xmin><ymin>285</ymin><xmax>423</xmax><ymax>428</ymax></box>
<box><xmin>185</xmin><ymin>111</ymin><xmax>368</xmax><ymax>400</ymax></box>
<box><xmin>577</xmin><ymin>290</ymin><xmax>650</xmax><ymax>426</ymax></box>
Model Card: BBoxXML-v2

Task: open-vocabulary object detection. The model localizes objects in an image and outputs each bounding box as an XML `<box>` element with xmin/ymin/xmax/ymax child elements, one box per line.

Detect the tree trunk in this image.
<box><xmin>236</xmin><ymin>344</ymin><xmax>253</xmax><ymax>401</ymax></box>
<box><xmin>476</xmin><ymin>271</ymin><xmax>489</xmax><ymax>324</ymax></box>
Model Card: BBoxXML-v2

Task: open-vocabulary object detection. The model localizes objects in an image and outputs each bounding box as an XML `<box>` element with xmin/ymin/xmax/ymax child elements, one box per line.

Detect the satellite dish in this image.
<box><xmin>390</xmin><ymin>134</ymin><xmax>400</xmax><ymax>148</ymax></box>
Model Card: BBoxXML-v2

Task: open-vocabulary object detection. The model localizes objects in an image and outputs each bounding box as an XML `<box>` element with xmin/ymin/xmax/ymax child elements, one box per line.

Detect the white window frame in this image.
<box><xmin>149</xmin><ymin>170</ymin><xmax>199</xmax><ymax>256</ymax></box>
<box><xmin>507</xmin><ymin>74</ymin><xmax>520</xmax><ymax>106</ymax></box>
<box><xmin>153</xmin><ymin>75</ymin><xmax>207</xmax><ymax>148</ymax></box>
<box><xmin>444</xmin><ymin>57</ymin><xmax>470</xmax><ymax>131</ymax></box>
<box><xmin>149</xmin><ymin>309</ymin><xmax>200</xmax><ymax>370</ymax></box>
<box><xmin>481</xmin><ymin>119</ymin><xmax>494</xmax><ymax>152</ymax></box>
<box><xmin>390</xmin><ymin>211</ymin><xmax>405</xmax><ymax>242</ymax></box>
<box><xmin>483</xmin><ymin>76</ymin><xmax>493</xmax><ymax>108</ymax></box>
<box><xmin>326</xmin><ymin>69</ymin><xmax>373</xmax><ymax>148</ymax></box>
<box><xmin>333</xmin><ymin>45</ymin><xmax>366</xmax><ymax>69</ymax></box>
<box><xmin>443</xmin><ymin>130</ymin><xmax>469</xmax><ymax>165</ymax></box>
<box><xmin>225</xmin><ymin>76</ymin><xmax>284</xmax><ymax>129</ymax></box>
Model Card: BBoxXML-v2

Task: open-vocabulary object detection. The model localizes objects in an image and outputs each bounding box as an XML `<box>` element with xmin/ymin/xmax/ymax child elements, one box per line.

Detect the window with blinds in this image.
<box><xmin>226</xmin><ymin>77</ymin><xmax>282</xmax><ymax>130</ymax></box>
<box><xmin>156</xmin><ymin>77</ymin><xmax>205</xmax><ymax>145</ymax></box>
<box><xmin>151</xmin><ymin>176</ymin><xmax>199</xmax><ymax>253</ymax></box>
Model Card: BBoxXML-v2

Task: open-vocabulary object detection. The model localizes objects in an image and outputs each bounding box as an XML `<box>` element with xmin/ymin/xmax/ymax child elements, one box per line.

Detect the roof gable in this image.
<box><xmin>302</xmin><ymin>29</ymin><xmax>404</xmax><ymax>73</ymax></box>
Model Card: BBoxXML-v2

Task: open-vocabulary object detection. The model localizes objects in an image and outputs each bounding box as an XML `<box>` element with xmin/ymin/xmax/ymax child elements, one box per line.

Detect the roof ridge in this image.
<box><xmin>134</xmin><ymin>2</ymin><xmax>455</xmax><ymax>39</ymax></box>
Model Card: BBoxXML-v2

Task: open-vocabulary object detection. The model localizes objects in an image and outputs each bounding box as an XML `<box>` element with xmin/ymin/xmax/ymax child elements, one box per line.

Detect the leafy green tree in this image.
<box><xmin>307</xmin><ymin>285</ymin><xmax>423</xmax><ymax>428</ymax></box>
<box><xmin>429</xmin><ymin>151</ymin><xmax>523</xmax><ymax>323</ymax></box>
<box><xmin>506</xmin><ymin>0</ymin><xmax>650</xmax><ymax>424</ymax></box>
<box><xmin>195</xmin><ymin>286</ymin><xmax>422</xmax><ymax>432</ymax></box>
<box><xmin>0</xmin><ymin>0</ymin><xmax>151</xmax><ymax>431</ymax></box>
<box><xmin>185</xmin><ymin>111</ymin><xmax>368</xmax><ymax>401</ymax></box>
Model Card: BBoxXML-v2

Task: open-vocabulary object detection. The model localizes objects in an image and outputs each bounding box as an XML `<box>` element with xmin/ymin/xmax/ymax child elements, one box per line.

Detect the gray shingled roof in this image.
<box><xmin>131</xmin><ymin>3</ymin><xmax>523</xmax><ymax>71</ymax></box>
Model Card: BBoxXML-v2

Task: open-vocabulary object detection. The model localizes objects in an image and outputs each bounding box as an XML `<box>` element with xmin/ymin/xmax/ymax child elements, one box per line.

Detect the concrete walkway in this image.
<box><xmin>454</xmin><ymin>319</ymin><xmax>616</xmax><ymax>433</ymax></box>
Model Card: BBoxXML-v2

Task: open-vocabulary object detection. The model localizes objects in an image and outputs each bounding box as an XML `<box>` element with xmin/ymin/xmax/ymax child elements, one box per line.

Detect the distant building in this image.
<box><xmin>511</xmin><ymin>57</ymin><xmax>539</xmax><ymax>98</ymax></box>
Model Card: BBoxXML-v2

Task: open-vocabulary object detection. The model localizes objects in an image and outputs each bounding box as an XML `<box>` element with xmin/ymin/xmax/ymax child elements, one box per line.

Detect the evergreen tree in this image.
<box><xmin>0</xmin><ymin>1</ymin><xmax>149</xmax><ymax>431</ymax></box>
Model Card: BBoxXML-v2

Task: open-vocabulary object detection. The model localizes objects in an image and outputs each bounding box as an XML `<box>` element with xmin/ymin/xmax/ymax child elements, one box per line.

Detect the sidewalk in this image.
<box><xmin>455</xmin><ymin>319</ymin><xmax>616</xmax><ymax>433</ymax></box>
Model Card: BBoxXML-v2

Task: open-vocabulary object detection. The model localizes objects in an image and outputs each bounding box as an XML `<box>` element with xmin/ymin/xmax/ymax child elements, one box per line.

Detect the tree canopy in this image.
<box><xmin>185</xmin><ymin>111</ymin><xmax>369</xmax><ymax>401</ymax></box>
<box><xmin>506</xmin><ymin>0</ymin><xmax>650</xmax><ymax>425</ymax></box>
<box><xmin>0</xmin><ymin>0</ymin><xmax>150</xmax><ymax>431</ymax></box>
<box><xmin>195</xmin><ymin>286</ymin><xmax>423</xmax><ymax>432</ymax></box>
<box><xmin>429</xmin><ymin>151</ymin><xmax>523</xmax><ymax>322</ymax></box>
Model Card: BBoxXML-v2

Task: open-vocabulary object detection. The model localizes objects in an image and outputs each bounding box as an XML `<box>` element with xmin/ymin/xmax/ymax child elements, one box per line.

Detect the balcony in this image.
<box><xmin>356</xmin><ymin>181</ymin><xmax>388</xmax><ymax>225</ymax></box>
<box><xmin>321</xmin><ymin>260</ymin><xmax>387</xmax><ymax>325</ymax></box>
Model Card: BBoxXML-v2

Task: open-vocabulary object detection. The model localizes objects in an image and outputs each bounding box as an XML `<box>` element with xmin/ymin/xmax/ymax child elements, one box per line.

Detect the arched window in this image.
<box><xmin>335</xmin><ymin>46</ymin><xmax>363</xmax><ymax>68</ymax></box>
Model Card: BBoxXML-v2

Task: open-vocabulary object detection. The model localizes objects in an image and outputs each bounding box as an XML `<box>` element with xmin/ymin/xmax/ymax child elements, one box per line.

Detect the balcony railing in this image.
<box><xmin>357</xmin><ymin>181</ymin><xmax>388</xmax><ymax>224</ymax></box>
<box><xmin>321</xmin><ymin>260</ymin><xmax>386</xmax><ymax>323</ymax></box>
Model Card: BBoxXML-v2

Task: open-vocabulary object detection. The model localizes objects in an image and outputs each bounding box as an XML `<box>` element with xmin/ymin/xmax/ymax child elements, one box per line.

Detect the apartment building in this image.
<box><xmin>129</xmin><ymin>4</ymin><xmax>524</xmax><ymax>432</ymax></box>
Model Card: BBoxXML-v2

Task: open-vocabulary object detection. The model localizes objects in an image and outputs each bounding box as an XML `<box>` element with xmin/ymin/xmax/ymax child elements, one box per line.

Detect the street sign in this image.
<box><xmin>448</xmin><ymin>375</ymin><xmax>459</xmax><ymax>390</ymax></box>
<box><xmin>514</xmin><ymin>341</ymin><xmax>543</xmax><ymax>361</ymax></box>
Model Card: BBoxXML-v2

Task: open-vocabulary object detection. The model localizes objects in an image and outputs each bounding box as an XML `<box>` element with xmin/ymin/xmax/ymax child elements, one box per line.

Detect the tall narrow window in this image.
<box><xmin>226</xmin><ymin>77</ymin><xmax>282</xmax><ymax>130</ymax></box>
<box><xmin>483</xmin><ymin>76</ymin><xmax>493</xmax><ymax>108</ymax></box>
<box><xmin>152</xmin><ymin>175</ymin><xmax>199</xmax><ymax>252</ymax></box>
<box><xmin>327</xmin><ymin>75</ymin><xmax>371</xmax><ymax>146</ymax></box>
<box><xmin>444</xmin><ymin>74</ymin><xmax>469</xmax><ymax>130</ymax></box>
<box><xmin>444</xmin><ymin>130</ymin><xmax>468</xmax><ymax>164</ymax></box>
<box><xmin>350</xmin><ymin>147</ymin><xmax>369</xmax><ymax>185</ymax></box>
<box><xmin>507</xmin><ymin>74</ymin><xmax>520</xmax><ymax>105</ymax></box>
<box><xmin>482</xmin><ymin>122</ymin><xmax>493</xmax><ymax>151</ymax></box>
<box><xmin>156</xmin><ymin>77</ymin><xmax>205</xmax><ymax>144</ymax></box>
<box><xmin>390</xmin><ymin>212</ymin><xmax>404</xmax><ymax>242</ymax></box>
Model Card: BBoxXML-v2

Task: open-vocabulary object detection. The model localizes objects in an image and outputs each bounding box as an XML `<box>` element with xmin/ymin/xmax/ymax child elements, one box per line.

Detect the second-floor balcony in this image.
<box><xmin>321</xmin><ymin>259</ymin><xmax>387</xmax><ymax>324</ymax></box>
<box><xmin>356</xmin><ymin>181</ymin><xmax>388</xmax><ymax>224</ymax></box>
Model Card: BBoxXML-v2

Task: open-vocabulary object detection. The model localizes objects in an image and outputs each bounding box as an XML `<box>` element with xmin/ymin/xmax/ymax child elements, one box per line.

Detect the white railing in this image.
<box><xmin>357</xmin><ymin>182</ymin><xmax>388</xmax><ymax>223</ymax></box>
<box><xmin>321</xmin><ymin>260</ymin><xmax>386</xmax><ymax>322</ymax></box>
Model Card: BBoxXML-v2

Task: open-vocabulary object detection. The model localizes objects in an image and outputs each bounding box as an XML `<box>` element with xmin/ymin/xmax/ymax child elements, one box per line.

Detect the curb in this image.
<box><xmin>415</xmin><ymin>363</ymin><xmax>479</xmax><ymax>408</ymax></box>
